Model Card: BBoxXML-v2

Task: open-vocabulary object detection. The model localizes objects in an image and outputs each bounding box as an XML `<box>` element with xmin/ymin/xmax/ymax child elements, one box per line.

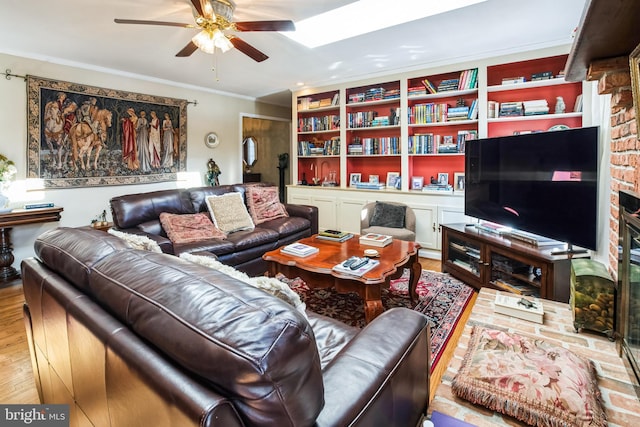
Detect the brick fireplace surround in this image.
<box><xmin>589</xmin><ymin>57</ymin><xmax>639</xmax><ymax>277</ymax></box>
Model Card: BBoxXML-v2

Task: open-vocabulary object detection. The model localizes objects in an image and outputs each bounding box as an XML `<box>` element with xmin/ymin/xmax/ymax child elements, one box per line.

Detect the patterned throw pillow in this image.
<box><xmin>205</xmin><ymin>192</ymin><xmax>255</xmax><ymax>233</ymax></box>
<box><xmin>107</xmin><ymin>228</ymin><xmax>163</xmax><ymax>252</ymax></box>
<box><xmin>452</xmin><ymin>325</ymin><xmax>607</xmax><ymax>427</ymax></box>
<box><xmin>159</xmin><ymin>212</ymin><xmax>226</xmax><ymax>244</ymax></box>
<box><xmin>369</xmin><ymin>202</ymin><xmax>406</xmax><ymax>228</ymax></box>
<box><xmin>246</xmin><ymin>185</ymin><xmax>289</xmax><ymax>225</ymax></box>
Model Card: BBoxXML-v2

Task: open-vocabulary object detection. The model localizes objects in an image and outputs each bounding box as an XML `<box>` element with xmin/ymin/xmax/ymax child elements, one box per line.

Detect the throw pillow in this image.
<box><xmin>246</xmin><ymin>185</ymin><xmax>289</xmax><ymax>225</ymax></box>
<box><xmin>179</xmin><ymin>253</ymin><xmax>306</xmax><ymax>316</ymax></box>
<box><xmin>205</xmin><ymin>192</ymin><xmax>255</xmax><ymax>233</ymax></box>
<box><xmin>107</xmin><ymin>228</ymin><xmax>163</xmax><ymax>253</ymax></box>
<box><xmin>159</xmin><ymin>212</ymin><xmax>226</xmax><ymax>244</ymax></box>
<box><xmin>452</xmin><ymin>325</ymin><xmax>607</xmax><ymax>427</ymax></box>
<box><xmin>369</xmin><ymin>202</ymin><xmax>406</xmax><ymax>228</ymax></box>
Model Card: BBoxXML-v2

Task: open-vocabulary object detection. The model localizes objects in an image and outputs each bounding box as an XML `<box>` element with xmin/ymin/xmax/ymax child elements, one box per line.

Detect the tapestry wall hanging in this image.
<box><xmin>27</xmin><ymin>76</ymin><xmax>188</xmax><ymax>188</ymax></box>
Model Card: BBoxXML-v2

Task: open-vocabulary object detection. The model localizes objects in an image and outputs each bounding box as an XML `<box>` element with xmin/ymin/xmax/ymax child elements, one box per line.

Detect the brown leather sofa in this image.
<box><xmin>22</xmin><ymin>227</ymin><xmax>430</xmax><ymax>427</ymax></box>
<box><xmin>109</xmin><ymin>183</ymin><xmax>318</xmax><ymax>276</ymax></box>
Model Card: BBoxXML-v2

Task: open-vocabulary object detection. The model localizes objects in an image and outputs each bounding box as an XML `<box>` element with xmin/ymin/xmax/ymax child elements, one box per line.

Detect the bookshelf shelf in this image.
<box><xmin>292</xmin><ymin>50</ymin><xmax>589</xmax><ymax>194</ymax></box>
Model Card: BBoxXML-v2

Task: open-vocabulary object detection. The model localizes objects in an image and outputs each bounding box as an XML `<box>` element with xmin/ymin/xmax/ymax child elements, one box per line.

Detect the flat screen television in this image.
<box><xmin>464</xmin><ymin>126</ymin><xmax>599</xmax><ymax>250</ymax></box>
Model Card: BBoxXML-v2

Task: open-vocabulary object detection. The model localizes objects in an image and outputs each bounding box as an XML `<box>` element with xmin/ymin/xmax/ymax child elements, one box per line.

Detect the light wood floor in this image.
<box><xmin>0</xmin><ymin>257</ymin><xmax>475</xmax><ymax>405</ymax></box>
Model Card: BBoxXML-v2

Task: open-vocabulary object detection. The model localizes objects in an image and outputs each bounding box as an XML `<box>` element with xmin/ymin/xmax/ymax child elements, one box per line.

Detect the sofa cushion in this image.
<box><xmin>159</xmin><ymin>212</ymin><xmax>226</xmax><ymax>244</ymax></box>
<box><xmin>205</xmin><ymin>192</ymin><xmax>255</xmax><ymax>233</ymax></box>
<box><xmin>246</xmin><ymin>185</ymin><xmax>289</xmax><ymax>225</ymax></box>
<box><xmin>452</xmin><ymin>325</ymin><xmax>607</xmax><ymax>427</ymax></box>
<box><xmin>369</xmin><ymin>202</ymin><xmax>406</xmax><ymax>228</ymax></box>
<box><xmin>33</xmin><ymin>227</ymin><xmax>132</xmax><ymax>294</ymax></box>
<box><xmin>88</xmin><ymin>250</ymin><xmax>324</xmax><ymax>427</ymax></box>
<box><xmin>179</xmin><ymin>253</ymin><xmax>306</xmax><ymax>315</ymax></box>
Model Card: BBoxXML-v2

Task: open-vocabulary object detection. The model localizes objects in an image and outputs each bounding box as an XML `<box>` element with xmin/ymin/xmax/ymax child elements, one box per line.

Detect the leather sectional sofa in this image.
<box><xmin>22</xmin><ymin>227</ymin><xmax>431</xmax><ymax>426</ymax></box>
<box><xmin>109</xmin><ymin>183</ymin><xmax>318</xmax><ymax>276</ymax></box>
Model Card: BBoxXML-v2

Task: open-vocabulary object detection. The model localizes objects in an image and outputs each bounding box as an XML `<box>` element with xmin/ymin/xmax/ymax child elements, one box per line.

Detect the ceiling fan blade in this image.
<box><xmin>114</xmin><ymin>18</ymin><xmax>193</xmax><ymax>28</ymax></box>
<box><xmin>229</xmin><ymin>37</ymin><xmax>269</xmax><ymax>62</ymax></box>
<box><xmin>176</xmin><ymin>41</ymin><xmax>199</xmax><ymax>57</ymax></box>
<box><xmin>190</xmin><ymin>0</ymin><xmax>205</xmax><ymax>17</ymax></box>
<box><xmin>235</xmin><ymin>20</ymin><xmax>295</xmax><ymax>32</ymax></box>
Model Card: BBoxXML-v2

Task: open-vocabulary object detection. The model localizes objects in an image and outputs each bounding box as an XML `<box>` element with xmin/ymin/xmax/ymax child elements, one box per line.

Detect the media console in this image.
<box><xmin>441</xmin><ymin>223</ymin><xmax>589</xmax><ymax>303</ymax></box>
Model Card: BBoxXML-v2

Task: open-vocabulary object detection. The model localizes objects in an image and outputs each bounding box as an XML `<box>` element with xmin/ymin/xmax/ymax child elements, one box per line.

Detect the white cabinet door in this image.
<box><xmin>338</xmin><ymin>199</ymin><xmax>366</xmax><ymax>234</ymax></box>
<box><xmin>410</xmin><ymin>203</ymin><xmax>438</xmax><ymax>250</ymax></box>
<box><xmin>311</xmin><ymin>195</ymin><xmax>338</xmax><ymax>231</ymax></box>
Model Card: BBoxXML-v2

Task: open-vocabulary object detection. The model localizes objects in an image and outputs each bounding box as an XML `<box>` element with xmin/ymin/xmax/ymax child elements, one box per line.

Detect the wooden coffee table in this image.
<box><xmin>263</xmin><ymin>235</ymin><xmax>421</xmax><ymax>323</ymax></box>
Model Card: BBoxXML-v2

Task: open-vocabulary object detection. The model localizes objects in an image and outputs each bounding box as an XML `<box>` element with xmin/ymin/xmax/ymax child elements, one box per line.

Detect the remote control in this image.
<box><xmin>342</xmin><ymin>257</ymin><xmax>359</xmax><ymax>268</ymax></box>
<box><xmin>349</xmin><ymin>257</ymin><xmax>369</xmax><ymax>270</ymax></box>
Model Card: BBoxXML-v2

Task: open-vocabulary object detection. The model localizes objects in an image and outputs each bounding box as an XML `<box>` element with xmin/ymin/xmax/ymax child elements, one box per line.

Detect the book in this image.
<box><xmin>24</xmin><ymin>202</ymin><xmax>54</xmax><ymax>209</ymax></box>
<box><xmin>493</xmin><ymin>291</ymin><xmax>544</xmax><ymax>324</ymax></box>
<box><xmin>317</xmin><ymin>230</ymin><xmax>354</xmax><ymax>242</ymax></box>
<box><xmin>280</xmin><ymin>242</ymin><xmax>319</xmax><ymax>257</ymax></box>
<box><xmin>359</xmin><ymin>233</ymin><xmax>392</xmax><ymax>247</ymax></box>
<box><xmin>332</xmin><ymin>258</ymin><xmax>380</xmax><ymax>277</ymax></box>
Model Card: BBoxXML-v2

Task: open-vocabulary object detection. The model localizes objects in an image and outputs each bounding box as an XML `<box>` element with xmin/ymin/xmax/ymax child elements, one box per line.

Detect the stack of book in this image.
<box><xmin>359</xmin><ymin>233</ymin><xmax>393</xmax><ymax>247</ymax></box>
<box><xmin>531</xmin><ymin>71</ymin><xmax>553</xmax><ymax>81</ymax></box>
<box><xmin>523</xmin><ymin>99</ymin><xmax>549</xmax><ymax>116</ymax></box>
<box><xmin>423</xmin><ymin>183</ymin><xmax>453</xmax><ymax>192</ymax></box>
<box><xmin>280</xmin><ymin>242</ymin><xmax>319</xmax><ymax>257</ymax></box>
<box><xmin>437</xmin><ymin>78</ymin><xmax>460</xmax><ymax>92</ymax></box>
<box><xmin>493</xmin><ymin>291</ymin><xmax>544</xmax><ymax>323</ymax></box>
<box><xmin>316</xmin><ymin>230</ymin><xmax>354</xmax><ymax>242</ymax></box>
<box><xmin>499</xmin><ymin>102</ymin><xmax>524</xmax><ymax>117</ymax></box>
<box><xmin>447</xmin><ymin>106</ymin><xmax>470</xmax><ymax>121</ymax></box>
<box><xmin>355</xmin><ymin>182</ymin><xmax>385</xmax><ymax>190</ymax></box>
<box><xmin>501</xmin><ymin>76</ymin><xmax>526</xmax><ymax>85</ymax></box>
<box><xmin>332</xmin><ymin>258</ymin><xmax>380</xmax><ymax>277</ymax></box>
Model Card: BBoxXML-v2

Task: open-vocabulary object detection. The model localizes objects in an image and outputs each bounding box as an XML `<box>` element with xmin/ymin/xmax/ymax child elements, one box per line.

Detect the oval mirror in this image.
<box><xmin>243</xmin><ymin>137</ymin><xmax>257</xmax><ymax>167</ymax></box>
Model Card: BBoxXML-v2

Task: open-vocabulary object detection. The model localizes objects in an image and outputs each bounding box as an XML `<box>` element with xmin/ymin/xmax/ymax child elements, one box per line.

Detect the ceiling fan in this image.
<box><xmin>114</xmin><ymin>0</ymin><xmax>295</xmax><ymax>62</ymax></box>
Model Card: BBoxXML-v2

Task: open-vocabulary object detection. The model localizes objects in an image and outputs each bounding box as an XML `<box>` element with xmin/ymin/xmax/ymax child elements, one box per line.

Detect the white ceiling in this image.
<box><xmin>0</xmin><ymin>0</ymin><xmax>588</xmax><ymax>107</ymax></box>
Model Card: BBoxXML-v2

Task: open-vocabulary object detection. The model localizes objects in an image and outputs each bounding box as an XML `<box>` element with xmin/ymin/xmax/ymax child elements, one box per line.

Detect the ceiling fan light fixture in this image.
<box><xmin>192</xmin><ymin>28</ymin><xmax>232</xmax><ymax>53</ymax></box>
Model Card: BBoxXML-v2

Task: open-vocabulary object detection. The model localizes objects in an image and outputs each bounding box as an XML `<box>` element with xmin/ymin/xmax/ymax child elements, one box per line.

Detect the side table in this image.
<box><xmin>0</xmin><ymin>207</ymin><xmax>63</xmax><ymax>284</ymax></box>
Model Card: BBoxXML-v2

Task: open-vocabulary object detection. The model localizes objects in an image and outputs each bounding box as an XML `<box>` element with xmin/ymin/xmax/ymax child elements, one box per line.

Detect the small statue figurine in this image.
<box><xmin>206</xmin><ymin>158</ymin><xmax>221</xmax><ymax>186</ymax></box>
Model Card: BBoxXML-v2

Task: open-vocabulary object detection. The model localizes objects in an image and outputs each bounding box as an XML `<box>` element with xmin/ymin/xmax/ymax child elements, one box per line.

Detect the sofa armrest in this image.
<box><xmin>284</xmin><ymin>204</ymin><xmax>318</xmax><ymax>235</ymax></box>
<box><xmin>315</xmin><ymin>307</ymin><xmax>430</xmax><ymax>427</ymax></box>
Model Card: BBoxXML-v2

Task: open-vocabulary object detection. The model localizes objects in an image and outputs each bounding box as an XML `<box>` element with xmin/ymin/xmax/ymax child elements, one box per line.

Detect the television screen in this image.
<box><xmin>465</xmin><ymin>126</ymin><xmax>599</xmax><ymax>250</ymax></box>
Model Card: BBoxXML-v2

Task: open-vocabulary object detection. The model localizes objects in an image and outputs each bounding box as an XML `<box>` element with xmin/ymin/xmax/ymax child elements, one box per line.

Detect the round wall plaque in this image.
<box><xmin>205</xmin><ymin>132</ymin><xmax>219</xmax><ymax>148</ymax></box>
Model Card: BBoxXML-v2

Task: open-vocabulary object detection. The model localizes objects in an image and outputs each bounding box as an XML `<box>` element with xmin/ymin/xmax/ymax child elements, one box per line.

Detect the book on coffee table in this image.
<box><xmin>359</xmin><ymin>233</ymin><xmax>392</xmax><ymax>247</ymax></box>
<box><xmin>332</xmin><ymin>258</ymin><xmax>379</xmax><ymax>277</ymax></box>
<box><xmin>281</xmin><ymin>242</ymin><xmax>319</xmax><ymax>257</ymax></box>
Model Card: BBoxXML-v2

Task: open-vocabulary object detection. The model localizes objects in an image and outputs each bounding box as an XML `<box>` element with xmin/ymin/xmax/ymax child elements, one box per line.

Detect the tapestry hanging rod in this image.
<box><xmin>2</xmin><ymin>69</ymin><xmax>27</xmax><ymax>81</ymax></box>
<box><xmin>2</xmin><ymin>68</ymin><xmax>198</xmax><ymax>106</ymax></box>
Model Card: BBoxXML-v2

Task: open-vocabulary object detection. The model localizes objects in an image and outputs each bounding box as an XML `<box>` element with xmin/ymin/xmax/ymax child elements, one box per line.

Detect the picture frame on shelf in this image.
<box><xmin>386</xmin><ymin>172</ymin><xmax>400</xmax><ymax>188</ymax></box>
<box><xmin>411</xmin><ymin>176</ymin><xmax>424</xmax><ymax>190</ymax></box>
<box><xmin>454</xmin><ymin>172</ymin><xmax>465</xmax><ymax>191</ymax></box>
<box><xmin>349</xmin><ymin>173</ymin><xmax>361</xmax><ymax>187</ymax></box>
<box><xmin>369</xmin><ymin>175</ymin><xmax>379</xmax><ymax>184</ymax></box>
<box><xmin>437</xmin><ymin>172</ymin><xmax>449</xmax><ymax>185</ymax></box>
<box><xmin>630</xmin><ymin>42</ymin><xmax>640</xmax><ymax>134</ymax></box>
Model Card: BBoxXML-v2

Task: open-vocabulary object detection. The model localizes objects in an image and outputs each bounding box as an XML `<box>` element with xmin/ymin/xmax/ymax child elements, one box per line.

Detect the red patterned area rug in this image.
<box><xmin>277</xmin><ymin>270</ymin><xmax>475</xmax><ymax>371</ymax></box>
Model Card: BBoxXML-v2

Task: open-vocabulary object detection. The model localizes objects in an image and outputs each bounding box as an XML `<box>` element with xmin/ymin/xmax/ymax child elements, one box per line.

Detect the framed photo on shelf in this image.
<box><xmin>454</xmin><ymin>172</ymin><xmax>465</xmax><ymax>191</ymax></box>
<box><xmin>369</xmin><ymin>175</ymin><xmax>379</xmax><ymax>184</ymax></box>
<box><xmin>349</xmin><ymin>173</ymin><xmax>361</xmax><ymax>186</ymax></box>
<box><xmin>411</xmin><ymin>176</ymin><xmax>424</xmax><ymax>190</ymax></box>
<box><xmin>437</xmin><ymin>172</ymin><xmax>449</xmax><ymax>185</ymax></box>
<box><xmin>630</xmin><ymin>42</ymin><xmax>640</xmax><ymax>133</ymax></box>
<box><xmin>386</xmin><ymin>172</ymin><xmax>400</xmax><ymax>188</ymax></box>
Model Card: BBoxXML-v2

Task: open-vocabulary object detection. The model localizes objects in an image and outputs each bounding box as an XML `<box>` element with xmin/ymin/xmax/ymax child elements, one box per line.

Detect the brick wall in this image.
<box><xmin>588</xmin><ymin>57</ymin><xmax>638</xmax><ymax>277</ymax></box>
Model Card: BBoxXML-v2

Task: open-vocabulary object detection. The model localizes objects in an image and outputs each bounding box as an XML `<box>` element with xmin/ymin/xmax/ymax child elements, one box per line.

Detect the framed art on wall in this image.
<box><xmin>26</xmin><ymin>75</ymin><xmax>188</xmax><ymax>188</ymax></box>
